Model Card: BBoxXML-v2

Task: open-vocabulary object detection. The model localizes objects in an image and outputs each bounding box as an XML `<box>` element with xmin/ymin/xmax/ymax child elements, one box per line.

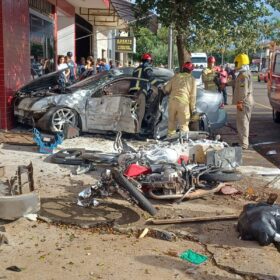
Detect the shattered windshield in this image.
<box><xmin>68</xmin><ymin>70</ymin><xmax>124</xmax><ymax>91</ymax></box>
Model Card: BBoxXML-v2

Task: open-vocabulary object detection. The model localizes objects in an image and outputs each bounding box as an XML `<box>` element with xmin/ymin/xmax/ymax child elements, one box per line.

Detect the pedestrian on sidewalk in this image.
<box><xmin>77</xmin><ymin>57</ymin><xmax>86</xmax><ymax>76</ymax></box>
<box><xmin>66</xmin><ymin>51</ymin><xmax>76</xmax><ymax>82</ymax></box>
<box><xmin>226</xmin><ymin>65</ymin><xmax>236</xmax><ymax>104</ymax></box>
<box><xmin>85</xmin><ymin>56</ymin><xmax>94</xmax><ymax>71</ymax></box>
<box><xmin>57</xmin><ymin>55</ymin><xmax>69</xmax><ymax>86</ymax></box>
<box><xmin>231</xmin><ymin>53</ymin><xmax>254</xmax><ymax>150</ymax></box>
<box><xmin>164</xmin><ymin>62</ymin><xmax>197</xmax><ymax>136</ymax></box>
<box><xmin>219</xmin><ymin>65</ymin><xmax>228</xmax><ymax>105</ymax></box>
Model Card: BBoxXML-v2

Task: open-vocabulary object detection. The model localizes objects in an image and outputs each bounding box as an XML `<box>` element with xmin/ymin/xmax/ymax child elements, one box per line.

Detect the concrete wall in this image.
<box><xmin>57</xmin><ymin>14</ymin><xmax>75</xmax><ymax>58</ymax></box>
<box><xmin>96</xmin><ymin>30</ymin><xmax>108</xmax><ymax>60</ymax></box>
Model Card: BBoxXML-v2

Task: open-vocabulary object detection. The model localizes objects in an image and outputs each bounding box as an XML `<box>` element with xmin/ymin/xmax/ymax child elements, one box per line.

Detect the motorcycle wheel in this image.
<box><xmin>82</xmin><ymin>153</ymin><xmax>119</xmax><ymax>165</ymax></box>
<box><xmin>112</xmin><ymin>170</ymin><xmax>157</xmax><ymax>216</ymax></box>
<box><xmin>200</xmin><ymin>171</ymin><xmax>242</xmax><ymax>182</ymax></box>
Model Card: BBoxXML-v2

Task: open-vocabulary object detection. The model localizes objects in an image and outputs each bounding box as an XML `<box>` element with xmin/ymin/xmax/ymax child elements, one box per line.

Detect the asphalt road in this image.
<box><xmin>223</xmin><ymin>80</ymin><xmax>280</xmax><ymax>167</ymax></box>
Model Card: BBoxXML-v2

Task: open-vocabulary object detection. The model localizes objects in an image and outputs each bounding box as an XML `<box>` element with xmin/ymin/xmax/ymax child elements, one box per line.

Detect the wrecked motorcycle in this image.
<box><xmin>53</xmin><ymin>133</ymin><xmax>242</xmax><ymax>216</ymax></box>
<box><xmin>76</xmin><ymin>147</ymin><xmax>242</xmax><ymax>216</ymax></box>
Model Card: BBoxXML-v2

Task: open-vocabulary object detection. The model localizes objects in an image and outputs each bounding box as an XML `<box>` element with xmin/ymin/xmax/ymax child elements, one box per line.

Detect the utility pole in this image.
<box><xmin>168</xmin><ymin>25</ymin><xmax>173</xmax><ymax>69</ymax></box>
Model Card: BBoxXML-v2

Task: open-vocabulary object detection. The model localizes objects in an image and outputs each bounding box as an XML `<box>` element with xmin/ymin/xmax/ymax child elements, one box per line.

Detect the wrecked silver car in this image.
<box><xmin>14</xmin><ymin>69</ymin><xmax>227</xmax><ymax>138</ymax></box>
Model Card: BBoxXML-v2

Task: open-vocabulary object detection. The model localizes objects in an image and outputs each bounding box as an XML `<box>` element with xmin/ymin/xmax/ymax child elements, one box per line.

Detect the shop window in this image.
<box><xmin>30</xmin><ymin>11</ymin><xmax>55</xmax><ymax>78</ymax></box>
<box><xmin>29</xmin><ymin>0</ymin><xmax>53</xmax><ymax>17</ymax></box>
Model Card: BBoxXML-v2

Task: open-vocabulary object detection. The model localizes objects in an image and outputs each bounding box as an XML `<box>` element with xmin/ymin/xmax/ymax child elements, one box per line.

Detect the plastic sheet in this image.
<box><xmin>237</xmin><ymin>203</ymin><xmax>280</xmax><ymax>246</ymax></box>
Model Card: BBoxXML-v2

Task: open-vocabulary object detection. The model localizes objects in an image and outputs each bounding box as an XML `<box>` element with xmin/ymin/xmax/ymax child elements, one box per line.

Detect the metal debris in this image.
<box><xmin>77</xmin><ymin>186</ymin><xmax>100</xmax><ymax>207</ymax></box>
<box><xmin>266</xmin><ymin>150</ymin><xmax>277</xmax><ymax>156</ymax></box>
<box><xmin>0</xmin><ymin>163</ymin><xmax>40</xmax><ymax>220</ymax></box>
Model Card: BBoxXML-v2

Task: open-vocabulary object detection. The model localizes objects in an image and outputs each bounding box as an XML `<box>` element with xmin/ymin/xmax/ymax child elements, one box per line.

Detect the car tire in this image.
<box><xmin>47</xmin><ymin>107</ymin><xmax>78</xmax><ymax>133</ymax></box>
<box><xmin>273</xmin><ymin>110</ymin><xmax>280</xmax><ymax>124</ymax></box>
<box><xmin>200</xmin><ymin>171</ymin><xmax>242</xmax><ymax>182</ymax></box>
<box><xmin>112</xmin><ymin>170</ymin><xmax>157</xmax><ymax>216</ymax></box>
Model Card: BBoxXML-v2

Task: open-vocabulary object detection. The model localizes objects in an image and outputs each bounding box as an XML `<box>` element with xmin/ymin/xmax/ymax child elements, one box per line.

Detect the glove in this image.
<box><xmin>237</xmin><ymin>101</ymin><xmax>243</xmax><ymax>111</ymax></box>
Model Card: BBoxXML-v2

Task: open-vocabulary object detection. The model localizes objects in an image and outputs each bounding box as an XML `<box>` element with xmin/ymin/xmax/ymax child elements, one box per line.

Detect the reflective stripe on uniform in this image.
<box><xmin>133</xmin><ymin>67</ymin><xmax>143</xmax><ymax>90</ymax></box>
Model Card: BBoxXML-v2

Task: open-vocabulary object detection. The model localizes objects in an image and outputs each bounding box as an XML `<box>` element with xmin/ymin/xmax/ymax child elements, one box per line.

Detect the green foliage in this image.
<box><xmin>267</xmin><ymin>0</ymin><xmax>280</xmax><ymax>11</ymax></box>
<box><xmin>134</xmin><ymin>0</ymin><xmax>276</xmax><ymax>65</ymax></box>
<box><xmin>132</xmin><ymin>27</ymin><xmax>171</xmax><ymax>65</ymax></box>
<box><xmin>263</xmin><ymin>17</ymin><xmax>280</xmax><ymax>45</ymax></box>
<box><xmin>132</xmin><ymin>27</ymin><xmax>156</xmax><ymax>61</ymax></box>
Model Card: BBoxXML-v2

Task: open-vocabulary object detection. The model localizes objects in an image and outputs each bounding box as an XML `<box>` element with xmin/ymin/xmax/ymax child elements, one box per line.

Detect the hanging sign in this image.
<box><xmin>115</xmin><ymin>37</ymin><xmax>136</xmax><ymax>53</ymax></box>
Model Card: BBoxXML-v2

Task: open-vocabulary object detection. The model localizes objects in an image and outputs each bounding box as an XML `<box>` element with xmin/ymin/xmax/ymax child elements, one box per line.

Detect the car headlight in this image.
<box><xmin>30</xmin><ymin>98</ymin><xmax>51</xmax><ymax>112</ymax></box>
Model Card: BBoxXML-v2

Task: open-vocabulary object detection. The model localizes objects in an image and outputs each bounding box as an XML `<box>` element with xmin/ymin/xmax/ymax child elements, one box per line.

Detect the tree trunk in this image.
<box><xmin>176</xmin><ymin>33</ymin><xmax>191</xmax><ymax>71</ymax></box>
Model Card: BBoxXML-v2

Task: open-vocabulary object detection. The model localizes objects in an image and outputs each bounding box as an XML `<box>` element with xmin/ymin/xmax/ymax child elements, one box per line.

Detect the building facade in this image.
<box><xmin>0</xmin><ymin>0</ymin><xmax>132</xmax><ymax>129</ymax></box>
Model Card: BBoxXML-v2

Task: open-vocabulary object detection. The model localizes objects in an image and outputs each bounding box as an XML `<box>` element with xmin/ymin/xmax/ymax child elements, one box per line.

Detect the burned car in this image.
<box><xmin>14</xmin><ymin>69</ymin><xmax>227</xmax><ymax>138</ymax></box>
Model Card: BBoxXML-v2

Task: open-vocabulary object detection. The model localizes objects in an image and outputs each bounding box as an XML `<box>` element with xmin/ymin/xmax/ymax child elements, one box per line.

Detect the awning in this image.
<box><xmin>66</xmin><ymin>0</ymin><xmax>136</xmax><ymax>29</ymax></box>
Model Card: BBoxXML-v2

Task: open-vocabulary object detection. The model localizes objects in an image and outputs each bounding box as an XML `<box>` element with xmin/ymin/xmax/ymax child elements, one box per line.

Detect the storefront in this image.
<box><xmin>29</xmin><ymin>1</ymin><xmax>55</xmax><ymax>77</ymax></box>
<box><xmin>0</xmin><ymin>0</ymin><xmax>75</xmax><ymax>129</ymax></box>
<box><xmin>0</xmin><ymin>0</ymin><xmax>133</xmax><ymax>130</ymax></box>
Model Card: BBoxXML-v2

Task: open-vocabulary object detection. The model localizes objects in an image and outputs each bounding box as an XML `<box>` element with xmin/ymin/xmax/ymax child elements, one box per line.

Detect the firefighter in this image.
<box><xmin>202</xmin><ymin>56</ymin><xmax>219</xmax><ymax>91</ymax></box>
<box><xmin>164</xmin><ymin>62</ymin><xmax>197</xmax><ymax>136</ymax></box>
<box><xmin>232</xmin><ymin>53</ymin><xmax>254</xmax><ymax>150</ymax></box>
<box><xmin>129</xmin><ymin>53</ymin><xmax>158</xmax><ymax>131</ymax></box>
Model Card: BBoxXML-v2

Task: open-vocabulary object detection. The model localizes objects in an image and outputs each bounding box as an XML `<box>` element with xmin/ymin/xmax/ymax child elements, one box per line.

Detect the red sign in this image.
<box><xmin>103</xmin><ymin>0</ymin><xmax>110</xmax><ymax>8</ymax></box>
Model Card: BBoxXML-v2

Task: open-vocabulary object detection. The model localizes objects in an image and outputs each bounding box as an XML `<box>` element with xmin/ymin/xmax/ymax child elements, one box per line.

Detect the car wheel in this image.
<box><xmin>49</xmin><ymin>107</ymin><xmax>78</xmax><ymax>132</ymax></box>
<box><xmin>273</xmin><ymin>110</ymin><xmax>280</xmax><ymax>124</ymax></box>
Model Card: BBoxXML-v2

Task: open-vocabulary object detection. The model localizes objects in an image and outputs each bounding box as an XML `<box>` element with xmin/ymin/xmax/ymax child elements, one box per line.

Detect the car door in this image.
<box><xmin>269</xmin><ymin>52</ymin><xmax>280</xmax><ymax>111</ymax></box>
<box><xmin>85</xmin><ymin>78</ymin><xmax>139</xmax><ymax>133</ymax></box>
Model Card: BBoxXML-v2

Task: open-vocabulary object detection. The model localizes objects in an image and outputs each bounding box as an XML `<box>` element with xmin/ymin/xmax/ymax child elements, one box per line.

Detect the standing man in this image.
<box><xmin>129</xmin><ymin>53</ymin><xmax>158</xmax><ymax>131</ymax></box>
<box><xmin>164</xmin><ymin>62</ymin><xmax>197</xmax><ymax>136</ymax></box>
<box><xmin>66</xmin><ymin>51</ymin><xmax>76</xmax><ymax>82</ymax></box>
<box><xmin>202</xmin><ymin>56</ymin><xmax>219</xmax><ymax>91</ymax></box>
<box><xmin>219</xmin><ymin>65</ymin><xmax>228</xmax><ymax>105</ymax></box>
<box><xmin>233</xmin><ymin>53</ymin><xmax>254</xmax><ymax>150</ymax></box>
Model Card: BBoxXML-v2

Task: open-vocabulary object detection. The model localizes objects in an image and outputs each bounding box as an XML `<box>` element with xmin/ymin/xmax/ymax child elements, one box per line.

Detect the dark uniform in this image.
<box><xmin>129</xmin><ymin>62</ymin><xmax>158</xmax><ymax>132</ymax></box>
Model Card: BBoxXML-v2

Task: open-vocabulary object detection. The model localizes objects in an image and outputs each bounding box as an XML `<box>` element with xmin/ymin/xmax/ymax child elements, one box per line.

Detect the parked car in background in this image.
<box><xmin>14</xmin><ymin>68</ymin><xmax>227</xmax><ymax>138</ymax></box>
<box><xmin>267</xmin><ymin>44</ymin><xmax>280</xmax><ymax>123</ymax></box>
<box><xmin>249</xmin><ymin>64</ymin><xmax>259</xmax><ymax>73</ymax></box>
<box><xmin>258</xmin><ymin>68</ymin><xmax>268</xmax><ymax>83</ymax></box>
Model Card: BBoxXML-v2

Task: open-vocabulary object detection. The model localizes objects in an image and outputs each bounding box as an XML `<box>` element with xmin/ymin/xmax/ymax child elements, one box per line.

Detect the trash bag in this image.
<box><xmin>237</xmin><ymin>203</ymin><xmax>280</xmax><ymax>246</ymax></box>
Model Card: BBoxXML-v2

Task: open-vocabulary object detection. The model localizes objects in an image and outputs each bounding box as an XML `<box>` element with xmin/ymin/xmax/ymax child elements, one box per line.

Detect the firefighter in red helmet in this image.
<box><xmin>202</xmin><ymin>56</ymin><xmax>219</xmax><ymax>90</ymax></box>
<box><xmin>129</xmin><ymin>53</ymin><xmax>158</xmax><ymax>132</ymax></box>
<box><xmin>164</xmin><ymin>62</ymin><xmax>197</xmax><ymax>136</ymax></box>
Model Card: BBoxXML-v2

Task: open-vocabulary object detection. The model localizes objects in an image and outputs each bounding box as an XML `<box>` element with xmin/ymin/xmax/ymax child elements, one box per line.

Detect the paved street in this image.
<box><xmin>218</xmin><ymin>80</ymin><xmax>280</xmax><ymax>168</ymax></box>
<box><xmin>229</xmin><ymin>80</ymin><xmax>279</xmax><ymax>144</ymax></box>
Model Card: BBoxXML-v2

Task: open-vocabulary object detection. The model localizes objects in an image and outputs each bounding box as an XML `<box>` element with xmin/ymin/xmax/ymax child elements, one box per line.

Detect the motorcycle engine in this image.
<box><xmin>143</xmin><ymin>167</ymin><xmax>186</xmax><ymax>195</ymax></box>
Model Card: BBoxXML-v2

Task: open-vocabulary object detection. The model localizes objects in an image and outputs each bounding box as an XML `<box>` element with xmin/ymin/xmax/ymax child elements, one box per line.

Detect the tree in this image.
<box><xmin>132</xmin><ymin>27</ymin><xmax>156</xmax><ymax>62</ymax></box>
<box><xmin>264</xmin><ymin>18</ymin><xmax>280</xmax><ymax>45</ymax></box>
<box><xmin>132</xmin><ymin>26</ymin><xmax>173</xmax><ymax>66</ymax></box>
<box><xmin>134</xmin><ymin>0</ymin><xmax>271</xmax><ymax>68</ymax></box>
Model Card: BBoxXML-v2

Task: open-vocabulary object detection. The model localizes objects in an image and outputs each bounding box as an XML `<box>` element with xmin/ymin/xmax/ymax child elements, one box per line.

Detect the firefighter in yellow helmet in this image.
<box><xmin>232</xmin><ymin>53</ymin><xmax>254</xmax><ymax>149</ymax></box>
<box><xmin>202</xmin><ymin>56</ymin><xmax>220</xmax><ymax>91</ymax></box>
<box><xmin>164</xmin><ymin>62</ymin><xmax>197</xmax><ymax>136</ymax></box>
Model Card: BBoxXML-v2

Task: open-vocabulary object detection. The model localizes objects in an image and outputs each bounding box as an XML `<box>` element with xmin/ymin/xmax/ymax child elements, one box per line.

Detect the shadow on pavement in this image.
<box><xmin>39</xmin><ymin>197</ymin><xmax>141</xmax><ymax>227</ymax></box>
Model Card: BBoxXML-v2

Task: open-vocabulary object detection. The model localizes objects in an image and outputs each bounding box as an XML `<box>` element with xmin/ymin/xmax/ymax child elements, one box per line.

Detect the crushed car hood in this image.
<box><xmin>16</xmin><ymin>69</ymin><xmax>67</xmax><ymax>94</ymax></box>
